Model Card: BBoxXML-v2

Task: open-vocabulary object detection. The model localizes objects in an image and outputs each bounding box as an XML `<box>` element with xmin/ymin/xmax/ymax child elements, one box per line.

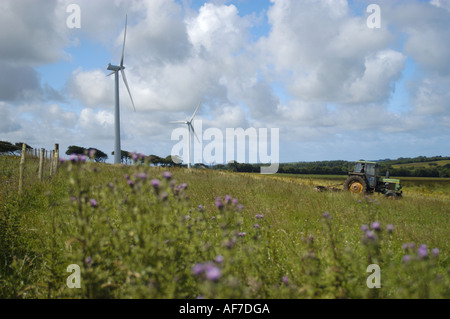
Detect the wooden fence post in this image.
<box><xmin>54</xmin><ymin>144</ymin><xmax>59</xmax><ymax>173</ymax></box>
<box><xmin>39</xmin><ymin>148</ymin><xmax>44</xmax><ymax>181</ymax></box>
<box><xmin>18</xmin><ymin>143</ymin><xmax>26</xmax><ymax>194</ymax></box>
<box><xmin>49</xmin><ymin>150</ymin><xmax>54</xmax><ymax>176</ymax></box>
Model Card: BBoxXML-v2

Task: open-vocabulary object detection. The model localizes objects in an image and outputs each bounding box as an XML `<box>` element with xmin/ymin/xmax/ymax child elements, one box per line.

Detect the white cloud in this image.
<box><xmin>68</xmin><ymin>68</ymin><xmax>113</xmax><ymax>108</ymax></box>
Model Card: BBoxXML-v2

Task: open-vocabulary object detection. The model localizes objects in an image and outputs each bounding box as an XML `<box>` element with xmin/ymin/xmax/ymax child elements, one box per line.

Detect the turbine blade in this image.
<box><xmin>190</xmin><ymin>102</ymin><xmax>201</xmax><ymax>122</ymax></box>
<box><xmin>190</xmin><ymin>123</ymin><xmax>200</xmax><ymax>143</ymax></box>
<box><xmin>120</xmin><ymin>14</ymin><xmax>128</xmax><ymax>68</ymax></box>
<box><xmin>120</xmin><ymin>69</ymin><xmax>136</xmax><ymax>112</ymax></box>
<box><xmin>170</xmin><ymin>121</ymin><xmax>187</xmax><ymax>124</ymax></box>
<box><xmin>106</xmin><ymin>71</ymin><xmax>115</xmax><ymax>77</ymax></box>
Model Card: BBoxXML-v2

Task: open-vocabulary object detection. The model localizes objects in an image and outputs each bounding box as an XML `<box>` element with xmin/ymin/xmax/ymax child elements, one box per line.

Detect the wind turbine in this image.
<box><xmin>107</xmin><ymin>14</ymin><xmax>136</xmax><ymax>164</ymax></box>
<box><xmin>170</xmin><ymin>102</ymin><xmax>201</xmax><ymax>169</ymax></box>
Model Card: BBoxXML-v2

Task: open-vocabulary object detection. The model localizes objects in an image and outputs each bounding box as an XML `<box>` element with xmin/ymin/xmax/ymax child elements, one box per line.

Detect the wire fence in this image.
<box><xmin>18</xmin><ymin>143</ymin><xmax>60</xmax><ymax>194</ymax></box>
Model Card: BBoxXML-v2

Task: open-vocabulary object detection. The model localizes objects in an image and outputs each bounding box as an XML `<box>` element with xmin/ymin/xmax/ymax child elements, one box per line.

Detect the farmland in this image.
<box><xmin>0</xmin><ymin>155</ymin><xmax>449</xmax><ymax>299</ymax></box>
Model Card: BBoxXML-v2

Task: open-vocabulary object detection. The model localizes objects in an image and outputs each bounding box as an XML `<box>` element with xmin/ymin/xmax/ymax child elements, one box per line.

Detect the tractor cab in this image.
<box><xmin>352</xmin><ymin>161</ymin><xmax>377</xmax><ymax>188</ymax></box>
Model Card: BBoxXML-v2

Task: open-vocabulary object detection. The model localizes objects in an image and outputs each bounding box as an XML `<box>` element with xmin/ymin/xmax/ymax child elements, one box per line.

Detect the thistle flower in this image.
<box><xmin>135</xmin><ymin>172</ymin><xmax>147</xmax><ymax>180</ymax></box>
<box><xmin>191</xmin><ymin>263</ymin><xmax>204</xmax><ymax>276</ymax></box>
<box><xmin>214</xmin><ymin>255</ymin><xmax>224</xmax><ymax>264</ymax></box>
<box><xmin>417</xmin><ymin>244</ymin><xmax>428</xmax><ymax>259</ymax></box>
<box><xmin>205</xmin><ymin>265</ymin><xmax>221</xmax><ymax>281</ymax></box>
<box><xmin>371</xmin><ymin>221</ymin><xmax>381</xmax><ymax>231</ymax></box>
<box><xmin>386</xmin><ymin>224</ymin><xmax>394</xmax><ymax>233</ymax></box>
<box><xmin>238</xmin><ymin>232</ymin><xmax>246</xmax><ymax>237</ymax></box>
<box><xmin>89</xmin><ymin>199</ymin><xmax>98</xmax><ymax>208</ymax></box>
<box><xmin>215</xmin><ymin>197</ymin><xmax>224</xmax><ymax>210</ymax></box>
<box><xmin>162</xmin><ymin>171</ymin><xmax>172</xmax><ymax>180</ymax></box>
<box><xmin>282</xmin><ymin>276</ymin><xmax>289</xmax><ymax>285</ymax></box>
<box><xmin>322</xmin><ymin>211</ymin><xmax>330</xmax><ymax>219</ymax></box>
<box><xmin>255</xmin><ymin>214</ymin><xmax>264</xmax><ymax>219</ymax></box>
<box><xmin>431</xmin><ymin>248</ymin><xmax>440</xmax><ymax>257</ymax></box>
<box><xmin>402</xmin><ymin>255</ymin><xmax>411</xmax><ymax>263</ymax></box>
<box><xmin>224</xmin><ymin>195</ymin><xmax>232</xmax><ymax>204</ymax></box>
<box><xmin>151</xmin><ymin>179</ymin><xmax>161</xmax><ymax>188</ymax></box>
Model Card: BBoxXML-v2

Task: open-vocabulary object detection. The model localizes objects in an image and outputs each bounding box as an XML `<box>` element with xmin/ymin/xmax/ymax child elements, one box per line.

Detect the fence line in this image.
<box><xmin>18</xmin><ymin>143</ymin><xmax>60</xmax><ymax>194</ymax></box>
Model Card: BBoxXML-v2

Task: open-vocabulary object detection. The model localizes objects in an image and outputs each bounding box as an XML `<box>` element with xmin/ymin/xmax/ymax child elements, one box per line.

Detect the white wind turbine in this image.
<box><xmin>170</xmin><ymin>102</ymin><xmax>201</xmax><ymax>169</ymax></box>
<box><xmin>106</xmin><ymin>14</ymin><xmax>136</xmax><ymax>164</ymax></box>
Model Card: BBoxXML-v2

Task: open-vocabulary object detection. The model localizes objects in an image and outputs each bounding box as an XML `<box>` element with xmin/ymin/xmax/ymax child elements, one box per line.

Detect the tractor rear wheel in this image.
<box><xmin>343</xmin><ymin>176</ymin><xmax>367</xmax><ymax>194</ymax></box>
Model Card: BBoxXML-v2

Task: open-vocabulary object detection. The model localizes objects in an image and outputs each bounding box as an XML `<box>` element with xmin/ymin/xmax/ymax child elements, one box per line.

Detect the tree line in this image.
<box><xmin>2</xmin><ymin>140</ymin><xmax>449</xmax><ymax>177</ymax></box>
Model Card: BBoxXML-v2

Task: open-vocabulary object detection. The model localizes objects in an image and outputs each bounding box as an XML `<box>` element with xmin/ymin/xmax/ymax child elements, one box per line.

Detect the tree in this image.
<box><xmin>87</xmin><ymin>148</ymin><xmax>108</xmax><ymax>163</ymax></box>
<box><xmin>0</xmin><ymin>141</ymin><xmax>20</xmax><ymax>155</ymax></box>
<box><xmin>66</xmin><ymin>145</ymin><xmax>86</xmax><ymax>156</ymax></box>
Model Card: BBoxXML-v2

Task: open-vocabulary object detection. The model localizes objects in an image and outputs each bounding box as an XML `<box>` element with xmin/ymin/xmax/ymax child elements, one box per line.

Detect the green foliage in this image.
<box><xmin>0</xmin><ymin>155</ymin><xmax>448</xmax><ymax>298</ymax></box>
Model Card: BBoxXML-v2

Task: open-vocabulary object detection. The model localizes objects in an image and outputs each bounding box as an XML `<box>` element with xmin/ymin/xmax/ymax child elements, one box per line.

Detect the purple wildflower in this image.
<box><xmin>322</xmin><ymin>211</ymin><xmax>330</xmax><ymax>219</ymax></box>
<box><xmin>69</xmin><ymin>154</ymin><xmax>78</xmax><ymax>162</ymax></box>
<box><xmin>417</xmin><ymin>244</ymin><xmax>428</xmax><ymax>259</ymax></box>
<box><xmin>89</xmin><ymin>199</ymin><xmax>98</xmax><ymax>208</ymax></box>
<box><xmin>151</xmin><ymin>179</ymin><xmax>161</xmax><ymax>188</ymax></box>
<box><xmin>197</xmin><ymin>205</ymin><xmax>204</xmax><ymax>212</ymax></box>
<box><xmin>205</xmin><ymin>265</ymin><xmax>221</xmax><ymax>281</ymax></box>
<box><xmin>365</xmin><ymin>230</ymin><xmax>376</xmax><ymax>240</ymax></box>
<box><xmin>162</xmin><ymin>171</ymin><xmax>172</xmax><ymax>180</ymax></box>
<box><xmin>135</xmin><ymin>172</ymin><xmax>147</xmax><ymax>180</ymax></box>
<box><xmin>215</xmin><ymin>197</ymin><xmax>224</xmax><ymax>210</ymax></box>
<box><xmin>224</xmin><ymin>195</ymin><xmax>232</xmax><ymax>204</ymax></box>
<box><xmin>255</xmin><ymin>214</ymin><xmax>264</xmax><ymax>219</ymax></box>
<box><xmin>371</xmin><ymin>221</ymin><xmax>381</xmax><ymax>231</ymax></box>
<box><xmin>431</xmin><ymin>248</ymin><xmax>440</xmax><ymax>257</ymax></box>
<box><xmin>237</xmin><ymin>204</ymin><xmax>244</xmax><ymax>212</ymax></box>
<box><xmin>191</xmin><ymin>263</ymin><xmax>204</xmax><ymax>276</ymax></box>
<box><xmin>253</xmin><ymin>223</ymin><xmax>260</xmax><ymax>229</ymax></box>
<box><xmin>214</xmin><ymin>255</ymin><xmax>224</xmax><ymax>264</ymax></box>
<box><xmin>85</xmin><ymin>257</ymin><xmax>93</xmax><ymax>265</ymax></box>
<box><xmin>238</xmin><ymin>232</ymin><xmax>246</xmax><ymax>237</ymax></box>
<box><xmin>402</xmin><ymin>255</ymin><xmax>411</xmax><ymax>263</ymax></box>
<box><xmin>361</xmin><ymin>224</ymin><xmax>369</xmax><ymax>232</ymax></box>
<box><xmin>282</xmin><ymin>276</ymin><xmax>289</xmax><ymax>285</ymax></box>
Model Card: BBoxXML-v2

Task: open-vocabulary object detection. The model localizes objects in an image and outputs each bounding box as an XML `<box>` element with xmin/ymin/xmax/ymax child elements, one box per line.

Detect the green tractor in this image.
<box><xmin>343</xmin><ymin>161</ymin><xmax>402</xmax><ymax>199</ymax></box>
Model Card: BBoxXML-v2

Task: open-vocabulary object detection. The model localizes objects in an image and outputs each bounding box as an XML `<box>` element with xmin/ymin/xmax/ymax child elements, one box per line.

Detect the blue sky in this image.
<box><xmin>1</xmin><ymin>0</ymin><xmax>449</xmax><ymax>165</ymax></box>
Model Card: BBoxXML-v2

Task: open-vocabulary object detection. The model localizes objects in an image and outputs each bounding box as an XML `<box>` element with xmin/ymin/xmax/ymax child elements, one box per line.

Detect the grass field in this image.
<box><xmin>0</xmin><ymin>155</ymin><xmax>449</xmax><ymax>299</ymax></box>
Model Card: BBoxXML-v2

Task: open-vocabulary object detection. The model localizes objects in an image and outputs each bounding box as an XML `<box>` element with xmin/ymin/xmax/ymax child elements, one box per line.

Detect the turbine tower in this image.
<box><xmin>170</xmin><ymin>102</ymin><xmax>201</xmax><ymax>169</ymax></box>
<box><xmin>107</xmin><ymin>14</ymin><xmax>135</xmax><ymax>164</ymax></box>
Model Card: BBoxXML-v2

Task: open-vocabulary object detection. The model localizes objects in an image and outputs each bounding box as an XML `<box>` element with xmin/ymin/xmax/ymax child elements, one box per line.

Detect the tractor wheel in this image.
<box><xmin>384</xmin><ymin>191</ymin><xmax>398</xmax><ymax>200</ymax></box>
<box><xmin>343</xmin><ymin>176</ymin><xmax>367</xmax><ymax>194</ymax></box>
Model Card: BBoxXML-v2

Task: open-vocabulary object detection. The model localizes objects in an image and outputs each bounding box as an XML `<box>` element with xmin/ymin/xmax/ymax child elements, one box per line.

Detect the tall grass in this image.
<box><xmin>0</xmin><ymin>155</ymin><xmax>448</xmax><ymax>298</ymax></box>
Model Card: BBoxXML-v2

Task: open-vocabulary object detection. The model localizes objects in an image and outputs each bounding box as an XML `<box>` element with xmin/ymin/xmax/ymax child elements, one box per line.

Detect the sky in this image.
<box><xmin>1</xmin><ymin>0</ymin><xmax>449</xmax><ymax>165</ymax></box>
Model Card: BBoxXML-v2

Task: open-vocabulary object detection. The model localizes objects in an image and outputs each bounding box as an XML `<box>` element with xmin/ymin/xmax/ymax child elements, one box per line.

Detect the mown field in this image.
<box><xmin>0</xmin><ymin>155</ymin><xmax>449</xmax><ymax>299</ymax></box>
